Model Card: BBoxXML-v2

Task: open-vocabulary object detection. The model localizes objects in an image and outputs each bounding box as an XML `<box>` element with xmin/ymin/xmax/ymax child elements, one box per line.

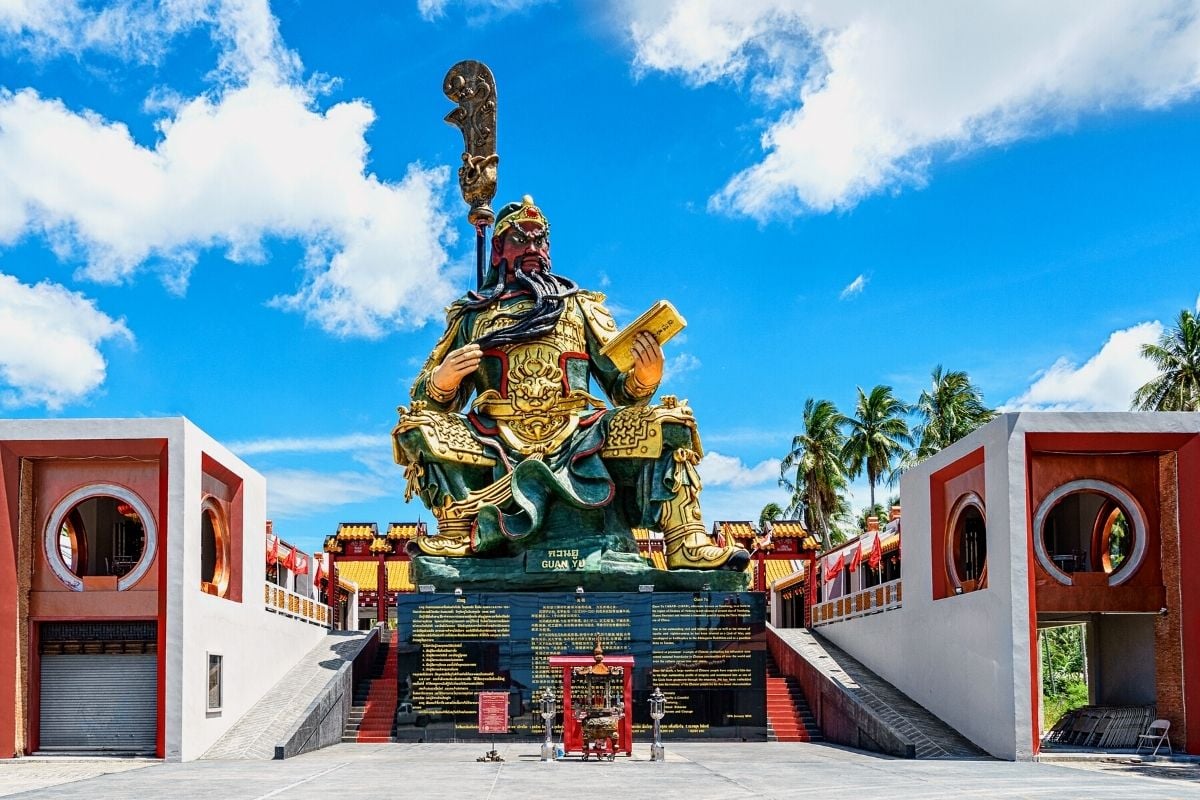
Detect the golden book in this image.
<box><xmin>600</xmin><ymin>300</ymin><xmax>687</xmax><ymax>372</ymax></box>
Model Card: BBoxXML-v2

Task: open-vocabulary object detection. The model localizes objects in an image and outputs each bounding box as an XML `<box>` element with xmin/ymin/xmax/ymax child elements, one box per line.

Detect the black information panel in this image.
<box><xmin>393</xmin><ymin>591</ymin><xmax>766</xmax><ymax>741</ymax></box>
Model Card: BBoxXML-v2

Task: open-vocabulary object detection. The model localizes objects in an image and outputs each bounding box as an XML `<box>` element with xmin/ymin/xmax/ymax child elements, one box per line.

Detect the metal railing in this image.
<box><xmin>264</xmin><ymin>582</ymin><xmax>331</xmax><ymax>628</ymax></box>
<box><xmin>812</xmin><ymin>578</ymin><xmax>902</xmax><ymax>627</ymax></box>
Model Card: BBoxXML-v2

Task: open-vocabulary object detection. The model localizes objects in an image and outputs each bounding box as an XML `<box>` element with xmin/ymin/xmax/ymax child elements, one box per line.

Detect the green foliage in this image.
<box><xmin>856</xmin><ymin>503</ymin><xmax>887</xmax><ymax>532</ymax></box>
<box><xmin>780</xmin><ymin>398</ymin><xmax>849</xmax><ymax>551</ymax></box>
<box><xmin>1044</xmin><ymin>680</ymin><xmax>1090</xmax><ymax>729</ymax></box>
<box><xmin>842</xmin><ymin>385</ymin><xmax>913</xmax><ymax>509</ymax></box>
<box><xmin>1042</xmin><ymin>625</ymin><xmax>1089</xmax><ymax>728</ymax></box>
<box><xmin>759</xmin><ymin>502</ymin><xmax>784</xmax><ymax>528</ymax></box>
<box><xmin>1108</xmin><ymin>511</ymin><xmax>1128</xmax><ymax>570</ymax></box>
<box><xmin>777</xmin><ymin>368</ymin><xmax>991</xmax><ymax>549</ymax></box>
<box><xmin>910</xmin><ymin>365</ymin><xmax>995</xmax><ymax>463</ymax></box>
<box><xmin>1133</xmin><ymin>308</ymin><xmax>1200</xmax><ymax>411</ymax></box>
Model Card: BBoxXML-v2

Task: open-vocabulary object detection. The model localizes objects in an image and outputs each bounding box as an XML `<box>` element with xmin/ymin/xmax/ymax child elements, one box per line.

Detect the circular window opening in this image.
<box><xmin>43</xmin><ymin>484</ymin><xmax>157</xmax><ymax>592</ymax></box>
<box><xmin>54</xmin><ymin>496</ymin><xmax>146</xmax><ymax>578</ymax></box>
<box><xmin>200</xmin><ymin>499</ymin><xmax>230</xmax><ymax>597</ymax></box>
<box><xmin>953</xmin><ymin>506</ymin><xmax>987</xmax><ymax>583</ymax></box>
<box><xmin>946</xmin><ymin>494</ymin><xmax>987</xmax><ymax>593</ymax></box>
<box><xmin>1097</xmin><ymin>503</ymin><xmax>1131</xmax><ymax>574</ymax></box>
<box><xmin>1034</xmin><ymin>479</ymin><xmax>1146</xmax><ymax>587</ymax></box>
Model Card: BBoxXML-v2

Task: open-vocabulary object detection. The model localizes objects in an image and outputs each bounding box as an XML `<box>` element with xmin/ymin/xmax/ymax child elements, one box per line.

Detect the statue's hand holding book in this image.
<box><xmin>600</xmin><ymin>300</ymin><xmax>687</xmax><ymax>372</ymax></box>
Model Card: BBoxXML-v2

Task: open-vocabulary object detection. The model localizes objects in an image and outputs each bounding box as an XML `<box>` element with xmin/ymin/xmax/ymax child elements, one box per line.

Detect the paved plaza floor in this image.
<box><xmin>2</xmin><ymin>742</ymin><xmax>1199</xmax><ymax>799</ymax></box>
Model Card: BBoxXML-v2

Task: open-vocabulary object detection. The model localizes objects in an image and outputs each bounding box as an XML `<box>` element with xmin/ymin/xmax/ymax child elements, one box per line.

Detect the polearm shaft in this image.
<box><xmin>443</xmin><ymin>61</ymin><xmax>499</xmax><ymax>290</ymax></box>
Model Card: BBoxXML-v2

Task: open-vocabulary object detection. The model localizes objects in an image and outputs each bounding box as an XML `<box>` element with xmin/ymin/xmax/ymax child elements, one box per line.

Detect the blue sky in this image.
<box><xmin>1</xmin><ymin>0</ymin><xmax>1199</xmax><ymax>556</ymax></box>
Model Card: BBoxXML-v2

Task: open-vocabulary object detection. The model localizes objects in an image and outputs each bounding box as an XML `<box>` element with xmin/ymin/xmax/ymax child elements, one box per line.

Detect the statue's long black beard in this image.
<box><xmin>466</xmin><ymin>256</ymin><xmax>579</xmax><ymax>348</ymax></box>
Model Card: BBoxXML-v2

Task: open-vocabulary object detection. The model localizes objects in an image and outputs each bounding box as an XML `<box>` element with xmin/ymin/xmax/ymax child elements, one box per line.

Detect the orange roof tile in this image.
<box><xmin>766</xmin><ymin>559</ymin><xmax>806</xmax><ymax>587</ymax></box>
<box><xmin>336</xmin><ymin>560</ymin><xmax>377</xmax><ymax>591</ymax></box>
<box><xmin>386</xmin><ymin>561</ymin><xmax>413</xmax><ymax>592</ymax></box>
<box><xmin>386</xmin><ymin>522</ymin><xmax>423</xmax><ymax>540</ymax></box>
<box><xmin>336</xmin><ymin>523</ymin><xmax>378</xmax><ymax>540</ymax></box>
<box><xmin>767</xmin><ymin>520</ymin><xmax>809</xmax><ymax>538</ymax></box>
<box><xmin>714</xmin><ymin>521</ymin><xmax>756</xmax><ymax>539</ymax></box>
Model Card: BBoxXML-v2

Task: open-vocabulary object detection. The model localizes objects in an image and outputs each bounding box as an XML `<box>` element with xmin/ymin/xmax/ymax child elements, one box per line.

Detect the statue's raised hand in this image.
<box><xmin>431</xmin><ymin>343</ymin><xmax>482</xmax><ymax>396</ymax></box>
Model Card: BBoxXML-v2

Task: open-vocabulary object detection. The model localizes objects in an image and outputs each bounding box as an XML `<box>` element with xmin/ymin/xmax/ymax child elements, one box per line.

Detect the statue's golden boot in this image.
<box><xmin>410</xmin><ymin>476</ymin><xmax>514</xmax><ymax>558</ymax></box>
<box><xmin>664</xmin><ymin>523</ymin><xmax>751</xmax><ymax>571</ymax></box>
<box><xmin>658</xmin><ymin>450</ymin><xmax>750</xmax><ymax>571</ymax></box>
<box><xmin>412</xmin><ymin>524</ymin><xmax>473</xmax><ymax>557</ymax></box>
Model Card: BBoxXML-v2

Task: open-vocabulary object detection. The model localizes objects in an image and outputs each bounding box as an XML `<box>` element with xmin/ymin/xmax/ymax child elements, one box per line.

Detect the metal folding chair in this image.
<box><xmin>1135</xmin><ymin>719</ymin><xmax>1172</xmax><ymax>757</ymax></box>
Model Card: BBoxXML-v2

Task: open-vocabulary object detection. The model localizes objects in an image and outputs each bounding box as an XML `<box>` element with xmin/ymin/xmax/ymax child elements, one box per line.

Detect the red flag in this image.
<box><xmin>293</xmin><ymin>551</ymin><xmax>309</xmax><ymax>576</ymax></box>
<box><xmin>284</xmin><ymin>546</ymin><xmax>297</xmax><ymax>571</ymax></box>
<box><xmin>869</xmin><ymin>534</ymin><xmax>883</xmax><ymax>570</ymax></box>
<box><xmin>824</xmin><ymin>552</ymin><xmax>844</xmax><ymax>581</ymax></box>
<box><xmin>848</xmin><ymin>543</ymin><xmax>862</xmax><ymax>572</ymax></box>
<box><xmin>266</xmin><ymin>533</ymin><xmax>278</xmax><ymax>566</ymax></box>
<box><xmin>314</xmin><ymin>555</ymin><xmax>327</xmax><ymax>583</ymax></box>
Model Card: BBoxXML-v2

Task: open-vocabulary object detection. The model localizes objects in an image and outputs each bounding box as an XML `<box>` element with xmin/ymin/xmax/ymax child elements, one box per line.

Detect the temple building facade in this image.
<box><xmin>810</xmin><ymin>412</ymin><xmax>1200</xmax><ymax>759</ymax></box>
<box><xmin>0</xmin><ymin>418</ymin><xmax>331</xmax><ymax>760</ymax></box>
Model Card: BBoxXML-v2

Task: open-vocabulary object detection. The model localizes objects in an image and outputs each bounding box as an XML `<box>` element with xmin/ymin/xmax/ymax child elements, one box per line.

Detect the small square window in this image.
<box><xmin>207</xmin><ymin>653</ymin><xmax>223</xmax><ymax>711</ymax></box>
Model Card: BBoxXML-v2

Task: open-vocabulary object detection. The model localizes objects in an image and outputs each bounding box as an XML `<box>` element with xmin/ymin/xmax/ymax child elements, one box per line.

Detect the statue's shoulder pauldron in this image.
<box><xmin>576</xmin><ymin>291</ymin><xmax>619</xmax><ymax>347</ymax></box>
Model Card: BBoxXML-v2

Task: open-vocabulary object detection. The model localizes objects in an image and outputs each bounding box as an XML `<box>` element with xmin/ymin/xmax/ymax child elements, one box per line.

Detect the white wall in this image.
<box><xmin>818</xmin><ymin>415</ymin><xmax>1031</xmax><ymax>760</ymax></box>
<box><xmin>170</xmin><ymin>420</ymin><xmax>328</xmax><ymax>761</ymax></box>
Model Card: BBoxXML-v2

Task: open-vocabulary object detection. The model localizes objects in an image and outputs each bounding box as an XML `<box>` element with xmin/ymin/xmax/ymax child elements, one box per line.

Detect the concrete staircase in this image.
<box><xmin>771</xmin><ymin>626</ymin><xmax>986</xmax><ymax>759</ymax></box>
<box><xmin>766</xmin><ymin>653</ymin><xmax>822</xmax><ymax>743</ymax></box>
<box><xmin>343</xmin><ymin>630</ymin><xmax>397</xmax><ymax>743</ymax></box>
<box><xmin>203</xmin><ymin>630</ymin><xmax>370</xmax><ymax>760</ymax></box>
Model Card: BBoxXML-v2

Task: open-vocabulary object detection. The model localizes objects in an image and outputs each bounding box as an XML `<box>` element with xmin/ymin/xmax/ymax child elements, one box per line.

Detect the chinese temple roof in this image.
<box><xmin>766</xmin><ymin>520</ymin><xmax>807</xmax><ymax>538</ymax></box>
<box><xmin>335</xmin><ymin>522</ymin><xmax>379</xmax><ymax>540</ymax></box>
<box><xmin>336</xmin><ymin>560</ymin><xmax>377</xmax><ymax>590</ymax></box>
<box><xmin>713</xmin><ymin>521</ymin><xmax>756</xmax><ymax>539</ymax></box>
<box><xmin>753</xmin><ymin>558</ymin><xmax>807</xmax><ymax>590</ymax></box>
<box><xmin>386</xmin><ymin>522</ymin><xmax>424</xmax><ymax>540</ymax></box>
<box><xmin>334</xmin><ymin>560</ymin><xmax>414</xmax><ymax>592</ymax></box>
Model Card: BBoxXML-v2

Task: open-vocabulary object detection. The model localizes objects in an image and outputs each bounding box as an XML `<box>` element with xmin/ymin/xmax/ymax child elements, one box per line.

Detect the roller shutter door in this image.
<box><xmin>40</xmin><ymin>654</ymin><xmax>157</xmax><ymax>753</ymax></box>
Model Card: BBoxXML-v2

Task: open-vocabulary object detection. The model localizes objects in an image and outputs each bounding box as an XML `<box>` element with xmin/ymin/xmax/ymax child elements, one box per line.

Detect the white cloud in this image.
<box><xmin>703</xmin><ymin>484</ymin><xmax>788</xmax><ymax>526</ymax></box>
<box><xmin>839</xmin><ymin>274</ymin><xmax>866</xmax><ymax>300</ymax></box>
<box><xmin>0</xmin><ymin>272</ymin><xmax>132</xmax><ymax>409</ymax></box>
<box><xmin>416</xmin><ymin>0</ymin><xmax>552</xmax><ymax>22</ymax></box>
<box><xmin>0</xmin><ymin>0</ymin><xmax>460</xmax><ymax>338</ymax></box>
<box><xmin>699</xmin><ymin>450</ymin><xmax>779</xmax><ymax>488</ymax></box>
<box><xmin>662</xmin><ymin>351</ymin><xmax>701</xmax><ymax>382</ymax></box>
<box><xmin>621</xmin><ymin>1</ymin><xmax>1200</xmax><ymax>216</ymax></box>
<box><xmin>1002</xmin><ymin>322</ymin><xmax>1162</xmax><ymax>412</ymax></box>
<box><xmin>704</xmin><ymin>427</ymin><xmax>791</xmax><ymax>447</ymax></box>
<box><xmin>227</xmin><ymin>432</ymin><xmax>390</xmax><ymax>456</ymax></box>
<box><xmin>263</xmin><ymin>467</ymin><xmax>390</xmax><ymax>519</ymax></box>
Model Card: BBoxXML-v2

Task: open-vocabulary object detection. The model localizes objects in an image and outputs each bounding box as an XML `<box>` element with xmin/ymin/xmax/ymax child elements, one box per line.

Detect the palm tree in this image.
<box><xmin>856</xmin><ymin>503</ymin><xmax>887</xmax><ymax>533</ymax></box>
<box><xmin>1133</xmin><ymin>309</ymin><xmax>1200</xmax><ymax>411</ymax></box>
<box><xmin>759</xmin><ymin>502</ymin><xmax>784</xmax><ymax>529</ymax></box>
<box><xmin>842</xmin><ymin>385</ymin><xmax>913</xmax><ymax>509</ymax></box>
<box><xmin>780</xmin><ymin>398</ymin><xmax>849</xmax><ymax>551</ymax></box>
<box><xmin>912</xmin><ymin>365</ymin><xmax>995</xmax><ymax>461</ymax></box>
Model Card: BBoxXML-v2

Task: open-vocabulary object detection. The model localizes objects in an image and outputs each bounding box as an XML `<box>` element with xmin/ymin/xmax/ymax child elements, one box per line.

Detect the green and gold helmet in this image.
<box><xmin>493</xmin><ymin>195</ymin><xmax>550</xmax><ymax>240</ymax></box>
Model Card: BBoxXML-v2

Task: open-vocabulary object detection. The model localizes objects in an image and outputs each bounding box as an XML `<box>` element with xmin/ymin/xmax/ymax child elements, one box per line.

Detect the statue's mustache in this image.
<box><xmin>467</xmin><ymin>260</ymin><xmax>578</xmax><ymax>349</ymax></box>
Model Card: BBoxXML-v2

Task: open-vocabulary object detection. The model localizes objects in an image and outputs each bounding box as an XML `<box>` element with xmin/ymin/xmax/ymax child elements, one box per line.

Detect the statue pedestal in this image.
<box><xmin>392</xmin><ymin>591</ymin><xmax>767</xmax><ymax>744</ymax></box>
<box><xmin>412</xmin><ymin>551</ymin><xmax>750</xmax><ymax>593</ymax></box>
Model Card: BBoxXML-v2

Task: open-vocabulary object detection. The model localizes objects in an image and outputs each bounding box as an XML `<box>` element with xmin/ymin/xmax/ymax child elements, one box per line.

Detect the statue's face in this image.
<box><xmin>494</xmin><ymin>221</ymin><xmax>550</xmax><ymax>280</ymax></box>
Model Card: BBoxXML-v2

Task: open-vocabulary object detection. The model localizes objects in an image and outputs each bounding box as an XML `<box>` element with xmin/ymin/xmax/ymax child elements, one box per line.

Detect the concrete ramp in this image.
<box><xmin>203</xmin><ymin>629</ymin><xmax>372</xmax><ymax>760</ymax></box>
<box><xmin>770</xmin><ymin>625</ymin><xmax>985</xmax><ymax>759</ymax></box>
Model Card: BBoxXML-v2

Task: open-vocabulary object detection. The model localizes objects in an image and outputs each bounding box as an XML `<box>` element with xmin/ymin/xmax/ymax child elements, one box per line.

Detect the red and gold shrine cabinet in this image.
<box><xmin>548</xmin><ymin>653</ymin><xmax>634</xmax><ymax>757</ymax></box>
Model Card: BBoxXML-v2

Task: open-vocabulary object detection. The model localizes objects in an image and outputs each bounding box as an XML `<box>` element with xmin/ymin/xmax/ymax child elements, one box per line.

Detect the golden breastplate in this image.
<box><xmin>471</xmin><ymin>298</ymin><xmax>601</xmax><ymax>455</ymax></box>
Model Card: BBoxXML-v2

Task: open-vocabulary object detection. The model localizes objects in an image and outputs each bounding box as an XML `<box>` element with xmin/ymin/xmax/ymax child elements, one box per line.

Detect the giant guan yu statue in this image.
<box><xmin>392</xmin><ymin>61</ymin><xmax>750</xmax><ymax>589</ymax></box>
